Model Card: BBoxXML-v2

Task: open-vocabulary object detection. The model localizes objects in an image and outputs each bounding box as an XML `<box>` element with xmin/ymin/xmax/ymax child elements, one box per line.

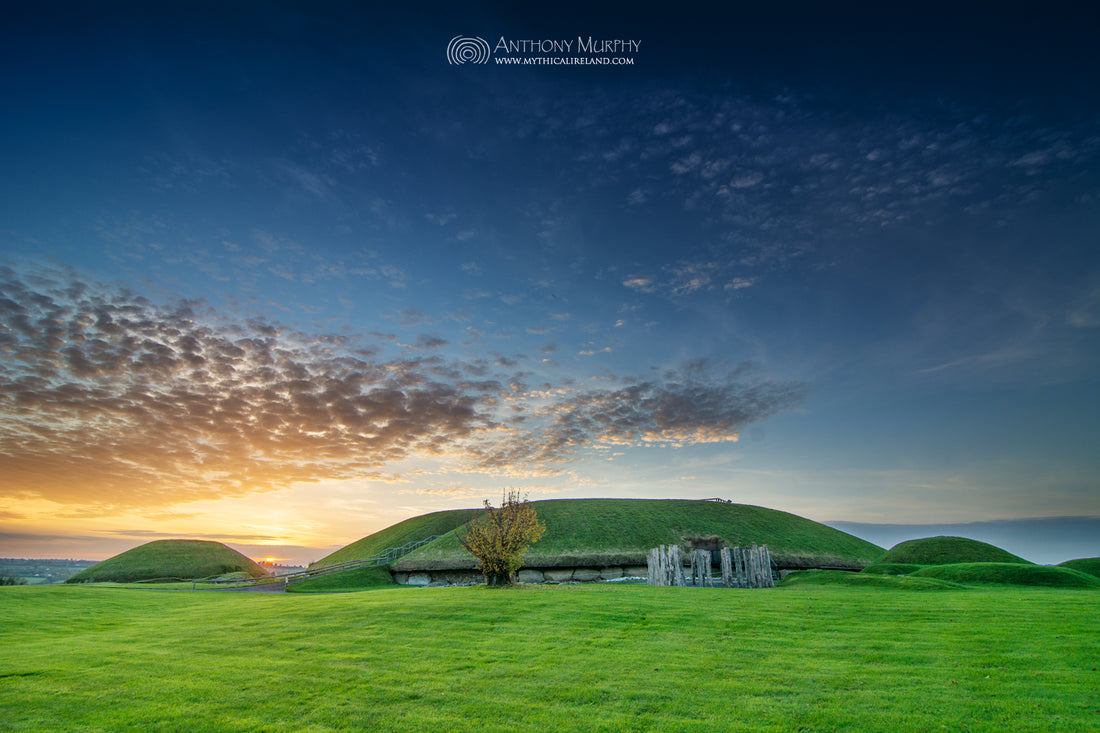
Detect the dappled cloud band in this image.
<box><xmin>0</xmin><ymin>265</ymin><xmax>807</xmax><ymax>507</ymax></box>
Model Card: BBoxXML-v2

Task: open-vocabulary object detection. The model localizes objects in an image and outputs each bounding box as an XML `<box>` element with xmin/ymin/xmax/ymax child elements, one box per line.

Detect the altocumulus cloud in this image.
<box><xmin>475</xmin><ymin>365</ymin><xmax>809</xmax><ymax>470</ymax></box>
<box><xmin>0</xmin><ymin>265</ymin><xmax>491</xmax><ymax>505</ymax></box>
<box><xmin>0</xmin><ymin>266</ymin><xmax>808</xmax><ymax>506</ymax></box>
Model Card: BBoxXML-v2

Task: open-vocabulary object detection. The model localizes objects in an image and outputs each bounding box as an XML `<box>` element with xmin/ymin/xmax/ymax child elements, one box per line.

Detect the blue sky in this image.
<box><xmin>2</xmin><ymin>2</ymin><xmax>1098</xmax><ymax>563</ymax></box>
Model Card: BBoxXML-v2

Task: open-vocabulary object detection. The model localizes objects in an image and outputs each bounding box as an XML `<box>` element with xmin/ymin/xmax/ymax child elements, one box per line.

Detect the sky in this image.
<box><xmin>2</xmin><ymin>2</ymin><xmax>1098</xmax><ymax>565</ymax></box>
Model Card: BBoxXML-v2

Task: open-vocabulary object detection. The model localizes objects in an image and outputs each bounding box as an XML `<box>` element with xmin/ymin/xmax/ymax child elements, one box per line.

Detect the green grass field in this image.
<box><xmin>2</xmin><ymin>582</ymin><xmax>1097</xmax><ymax>732</ymax></box>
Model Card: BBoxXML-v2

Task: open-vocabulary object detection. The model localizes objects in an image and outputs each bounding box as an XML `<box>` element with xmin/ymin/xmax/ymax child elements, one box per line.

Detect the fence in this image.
<box><xmin>647</xmin><ymin>544</ymin><xmax>775</xmax><ymax>588</ymax></box>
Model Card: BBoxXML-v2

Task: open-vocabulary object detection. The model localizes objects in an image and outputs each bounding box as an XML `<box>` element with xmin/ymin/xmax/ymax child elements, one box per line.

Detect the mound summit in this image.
<box><xmin>318</xmin><ymin>499</ymin><xmax>884</xmax><ymax>582</ymax></box>
<box><xmin>67</xmin><ymin>539</ymin><xmax>267</xmax><ymax>583</ymax></box>
<box><xmin>879</xmin><ymin>536</ymin><xmax>1032</xmax><ymax>566</ymax></box>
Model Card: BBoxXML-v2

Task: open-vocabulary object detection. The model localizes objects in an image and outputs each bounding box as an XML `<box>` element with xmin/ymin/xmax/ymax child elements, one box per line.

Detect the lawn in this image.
<box><xmin>1</xmin><ymin>583</ymin><xmax>1096</xmax><ymax>732</ymax></box>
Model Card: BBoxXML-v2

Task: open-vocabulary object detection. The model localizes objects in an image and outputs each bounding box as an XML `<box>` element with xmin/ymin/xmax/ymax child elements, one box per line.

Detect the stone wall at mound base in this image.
<box><xmin>392</xmin><ymin>565</ymin><xmax>650</xmax><ymax>587</ymax></box>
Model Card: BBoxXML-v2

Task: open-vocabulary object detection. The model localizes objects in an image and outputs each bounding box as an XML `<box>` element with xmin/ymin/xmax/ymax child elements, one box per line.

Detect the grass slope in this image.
<box><xmin>66</xmin><ymin>540</ymin><xmax>266</xmax><ymax>583</ymax></box>
<box><xmin>1059</xmin><ymin>557</ymin><xmax>1100</xmax><ymax>578</ymax></box>
<box><xmin>781</xmin><ymin>569</ymin><xmax>962</xmax><ymax>591</ymax></box>
<box><xmin>285</xmin><ymin>566</ymin><xmax>397</xmax><ymax>593</ymax></box>
<box><xmin>1</xmin><ymin>584</ymin><xmax>1097</xmax><ymax>732</ymax></box>
<box><xmin>312</xmin><ymin>508</ymin><xmax>482</xmax><ymax>567</ymax></box>
<box><xmin>392</xmin><ymin>498</ymin><xmax>884</xmax><ymax>571</ymax></box>
<box><xmin>878</xmin><ymin>536</ymin><xmax>1032</xmax><ymax>566</ymax></box>
<box><xmin>913</xmin><ymin>562</ymin><xmax>1100</xmax><ymax>588</ymax></box>
<box><xmin>860</xmin><ymin>563</ymin><xmax>925</xmax><ymax>576</ymax></box>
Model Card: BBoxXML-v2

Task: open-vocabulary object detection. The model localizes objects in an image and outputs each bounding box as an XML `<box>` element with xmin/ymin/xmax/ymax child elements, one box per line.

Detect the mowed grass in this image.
<box><xmin>2</xmin><ymin>584</ymin><xmax>1098</xmax><ymax>732</ymax></box>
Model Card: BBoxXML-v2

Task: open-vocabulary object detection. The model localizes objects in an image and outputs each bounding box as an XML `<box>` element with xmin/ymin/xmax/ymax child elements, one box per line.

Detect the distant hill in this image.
<box><xmin>66</xmin><ymin>540</ymin><xmax>267</xmax><ymax>583</ymax></box>
<box><xmin>877</xmin><ymin>536</ymin><xmax>1031</xmax><ymax>566</ymax></box>
<box><xmin>369</xmin><ymin>498</ymin><xmax>884</xmax><ymax>572</ymax></box>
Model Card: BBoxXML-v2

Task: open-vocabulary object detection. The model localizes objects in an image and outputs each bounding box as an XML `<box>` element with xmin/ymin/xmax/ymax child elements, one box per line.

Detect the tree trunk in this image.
<box><xmin>485</xmin><ymin>572</ymin><xmax>514</xmax><ymax>586</ymax></box>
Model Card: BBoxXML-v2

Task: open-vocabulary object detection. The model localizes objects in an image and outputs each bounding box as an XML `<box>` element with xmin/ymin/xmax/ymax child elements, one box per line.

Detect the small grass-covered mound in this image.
<box><xmin>780</xmin><ymin>569</ymin><xmax>961</xmax><ymax>591</ymax></box>
<box><xmin>861</xmin><ymin>563</ymin><xmax>925</xmax><ymax>576</ymax></box>
<box><xmin>1058</xmin><ymin>557</ymin><xmax>1100</xmax><ymax>579</ymax></box>
<box><xmin>66</xmin><ymin>540</ymin><xmax>267</xmax><ymax>583</ymax></box>
<box><xmin>879</xmin><ymin>536</ymin><xmax>1032</xmax><ymax>566</ymax></box>
<box><xmin>312</xmin><ymin>508</ymin><xmax>482</xmax><ymax>567</ymax></box>
<box><xmin>391</xmin><ymin>498</ymin><xmax>884</xmax><ymax>572</ymax></box>
<box><xmin>912</xmin><ymin>562</ymin><xmax>1100</xmax><ymax>588</ymax></box>
<box><xmin>286</xmin><ymin>566</ymin><xmax>397</xmax><ymax>594</ymax></box>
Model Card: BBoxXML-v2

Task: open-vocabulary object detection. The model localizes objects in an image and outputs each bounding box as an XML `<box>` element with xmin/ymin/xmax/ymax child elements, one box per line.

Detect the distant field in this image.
<box><xmin>2</xmin><ymin>583</ymin><xmax>1097</xmax><ymax>732</ymax></box>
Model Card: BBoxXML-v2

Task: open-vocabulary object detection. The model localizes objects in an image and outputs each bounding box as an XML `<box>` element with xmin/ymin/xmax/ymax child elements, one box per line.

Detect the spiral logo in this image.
<box><xmin>447</xmin><ymin>36</ymin><xmax>491</xmax><ymax>65</ymax></box>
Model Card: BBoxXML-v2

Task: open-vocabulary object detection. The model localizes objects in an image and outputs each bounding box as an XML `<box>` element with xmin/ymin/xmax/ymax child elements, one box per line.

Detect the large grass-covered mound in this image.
<box><xmin>66</xmin><ymin>540</ymin><xmax>267</xmax><ymax>583</ymax></box>
<box><xmin>912</xmin><ymin>562</ymin><xmax>1100</xmax><ymax>588</ymax></box>
<box><xmin>1058</xmin><ymin>557</ymin><xmax>1100</xmax><ymax>578</ymax></box>
<box><xmin>877</xmin><ymin>536</ymin><xmax>1032</xmax><ymax>566</ymax></box>
<box><xmin>386</xmin><ymin>498</ymin><xmax>883</xmax><ymax>572</ymax></box>
<box><xmin>312</xmin><ymin>508</ymin><xmax>483</xmax><ymax>567</ymax></box>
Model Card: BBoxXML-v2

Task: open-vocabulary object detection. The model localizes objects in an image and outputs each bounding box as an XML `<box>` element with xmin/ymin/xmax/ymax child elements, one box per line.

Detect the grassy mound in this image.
<box><xmin>312</xmin><ymin>508</ymin><xmax>482</xmax><ymax>567</ymax></box>
<box><xmin>1058</xmin><ymin>557</ymin><xmax>1100</xmax><ymax>578</ymax></box>
<box><xmin>912</xmin><ymin>562</ymin><xmax>1100</xmax><ymax>588</ymax></box>
<box><xmin>389</xmin><ymin>498</ymin><xmax>883</xmax><ymax>572</ymax></box>
<box><xmin>286</xmin><ymin>566</ymin><xmax>397</xmax><ymax>594</ymax></box>
<box><xmin>780</xmin><ymin>569</ymin><xmax>961</xmax><ymax>591</ymax></box>
<box><xmin>878</xmin><ymin>536</ymin><xmax>1032</xmax><ymax>566</ymax></box>
<box><xmin>66</xmin><ymin>540</ymin><xmax>266</xmax><ymax>583</ymax></box>
<box><xmin>860</xmin><ymin>562</ymin><xmax>925</xmax><ymax>576</ymax></box>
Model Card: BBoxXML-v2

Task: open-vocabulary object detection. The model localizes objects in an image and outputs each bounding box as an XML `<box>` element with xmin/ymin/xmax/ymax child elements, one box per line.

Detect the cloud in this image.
<box><xmin>0</xmin><ymin>265</ymin><xmax>495</xmax><ymax>507</ymax></box>
<box><xmin>413</xmin><ymin>334</ymin><xmax>448</xmax><ymax>349</ymax></box>
<box><xmin>623</xmin><ymin>277</ymin><xmax>655</xmax><ymax>292</ymax></box>
<box><xmin>473</xmin><ymin>365</ymin><xmax>808</xmax><ymax>469</ymax></box>
<box><xmin>725</xmin><ymin>277</ymin><xmax>756</xmax><ymax>291</ymax></box>
<box><xmin>0</xmin><ymin>267</ymin><xmax>810</xmax><ymax>509</ymax></box>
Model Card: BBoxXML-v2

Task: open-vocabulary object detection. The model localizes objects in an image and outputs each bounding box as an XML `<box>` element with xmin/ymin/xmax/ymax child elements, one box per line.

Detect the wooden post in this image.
<box><xmin>671</xmin><ymin>545</ymin><xmax>685</xmax><ymax>587</ymax></box>
<box><xmin>753</xmin><ymin>545</ymin><xmax>764</xmax><ymax>588</ymax></box>
<box><xmin>690</xmin><ymin>549</ymin><xmax>710</xmax><ymax>587</ymax></box>
<box><xmin>761</xmin><ymin>544</ymin><xmax>775</xmax><ymax>588</ymax></box>
<box><xmin>720</xmin><ymin>547</ymin><xmax>733</xmax><ymax>588</ymax></box>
